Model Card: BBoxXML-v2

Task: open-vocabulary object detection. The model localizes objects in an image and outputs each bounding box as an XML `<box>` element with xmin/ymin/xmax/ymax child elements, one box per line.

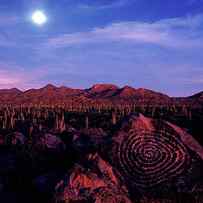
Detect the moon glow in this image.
<box><xmin>32</xmin><ymin>10</ymin><xmax>47</xmax><ymax>26</ymax></box>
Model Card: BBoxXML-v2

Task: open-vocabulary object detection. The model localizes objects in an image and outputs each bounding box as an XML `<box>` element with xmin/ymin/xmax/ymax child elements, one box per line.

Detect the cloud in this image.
<box><xmin>182</xmin><ymin>76</ymin><xmax>203</xmax><ymax>84</ymax></box>
<box><xmin>187</xmin><ymin>0</ymin><xmax>203</xmax><ymax>5</ymax></box>
<box><xmin>77</xmin><ymin>0</ymin><xmax>135</xmax><ymax>10</ymax></box>
<box><xmin>0</xmin><ymin>32</ymin><xmax>17</xmax><ymax>47</ymax></box>
<box><xmin>0</xmin><ymin>70</ymin><xmax>25</xmax><ymax>88</ymax></box>
<box><xmin>0</xmin><ymin>15</ymin><xmax>20</xmax><ymax>26</ymax></box>
<box><xmin>46</xmin><ymin>14</ymin><xmax>203</xmax><ymax>49</ymax></box>
<box><xmin>0</xmin><ymin>74</ymin><xmax>20</xmax><ymax>85</ymax></box>
<box><xmin>0</xmin><ymin>62</ymin><xmax>48</xmax><ymax>89</ymax></box>
<box><xmin>0</xmin><ymin>14</ymin><xmax>21</xmax><ymax>47</ymax></box>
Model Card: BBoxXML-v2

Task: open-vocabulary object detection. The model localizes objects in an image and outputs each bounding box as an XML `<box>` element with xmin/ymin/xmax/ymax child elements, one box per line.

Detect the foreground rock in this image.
<box><xmin>33</xmin><ymin>133</ymin><xmax>66</xmax><ymax>152</ymax></box>
<box><xmin>54</xmin><ymin>153</ymin><xmax>132</xmax><ymax>203</ymax></box>
<box><xmin>109</xmin><ymin>114</ymin><xmax>203</xmax><ymax>197</ymax></box>
<box><xmin>5</xmin><ymin>132</ymin><xmax>26</xmax><ymax>146</ymax></box>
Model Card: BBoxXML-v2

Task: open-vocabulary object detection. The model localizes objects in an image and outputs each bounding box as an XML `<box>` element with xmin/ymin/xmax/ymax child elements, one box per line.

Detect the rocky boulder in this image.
<box><xmin>54</xmin><ymin>153</ymin><xmax>132</xmax><ymax>203</ymax></box>
<box><xmin>109</xmin><ymin>114</ymin><xmax>203</xmax><ymax>195</ymax></box>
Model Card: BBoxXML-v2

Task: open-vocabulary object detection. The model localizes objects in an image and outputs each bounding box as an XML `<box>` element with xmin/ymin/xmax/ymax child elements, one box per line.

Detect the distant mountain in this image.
<box><xmin>0</xmin><ymin>88</ymin><xmax>21</xmax><ymax>95</ymax></box>
<box><xmin>85</xmin><ymin>84</ymin><xmax>170</xmax><ymax>104</ymax></box>
<box><xmin>0</xmin><ymin>84</ymin><xmax>202</xmax><ymax>106</ymax></box>
<box><xmin>112</xmin><ymin>86</ymin><xmax>170</xmax><ymax>102</ymax></box>
<box><xmin>189</xmin><ymin>91</ymin><xmax>203</xmax><ymax>99</ymax></box>
<box><xmin>20</xmin><ymin>84</ymin><xmax>84</xmax><ymax>104</ymax></box>
<box><xmin>88</xmin><ymin>84</ymin><xmax>119</xmax><ymax>93</ymax></box>
<box><xmin>0</xmin><ymin>88</ymin><xmax>22</xmax><ymax>103</ymax></box>
<box><xmin>86</xmin><ymin>84</ymin><xmax>119</xmax><ymax>98</ymax></box>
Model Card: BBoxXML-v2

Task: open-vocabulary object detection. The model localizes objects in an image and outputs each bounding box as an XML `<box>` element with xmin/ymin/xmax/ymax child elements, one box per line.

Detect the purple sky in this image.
<box><xmin>0</xmin><ymin>0</ymin><xmax>203</xmax><ymax>96</ymax></box>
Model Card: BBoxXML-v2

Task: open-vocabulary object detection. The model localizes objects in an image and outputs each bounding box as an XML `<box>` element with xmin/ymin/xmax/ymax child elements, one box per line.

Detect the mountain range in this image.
<box><xmin>0</xmin><ymin>84</ymin><xmax>202</xmax><ymax>106</ymax></box>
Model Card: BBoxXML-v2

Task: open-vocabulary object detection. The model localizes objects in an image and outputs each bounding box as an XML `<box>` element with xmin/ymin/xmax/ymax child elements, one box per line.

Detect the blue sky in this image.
<box><xmin>0</xmin><ymin>0</ymin><xmax>203</xmax><ymax>96</ymax></box>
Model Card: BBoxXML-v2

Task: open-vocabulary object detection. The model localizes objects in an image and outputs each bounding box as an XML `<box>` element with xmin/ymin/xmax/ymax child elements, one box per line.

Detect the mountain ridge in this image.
<box><xmin>0</xmin><ymin>84</ymin><xmax>202</xmax><ymax>106</ymax></box>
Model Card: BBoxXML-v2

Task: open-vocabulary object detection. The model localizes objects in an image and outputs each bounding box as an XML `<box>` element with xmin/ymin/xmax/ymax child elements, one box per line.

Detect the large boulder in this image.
<box><xmin>109</xmin><ymin>114</ymin><xmax>203</xmax><ymax>195</ymax></box>
<box><xmin>54</xmin><ymin>153</ymin><xmax>132</xmax><ymax>203</ymax></box>
<box><xmin>5</xmin><ymin>132</ymin><xmax>26</xmax><ymax>146</ymax></box>
<box><xmin>0</xmin><ymin>134</ymin><xmax>4</xmax><ymax>145</ymax></box>
<box><xmin>34</xmin><ymin>133</ymin><xmax>65</xmax><ymax>152</ymax></box>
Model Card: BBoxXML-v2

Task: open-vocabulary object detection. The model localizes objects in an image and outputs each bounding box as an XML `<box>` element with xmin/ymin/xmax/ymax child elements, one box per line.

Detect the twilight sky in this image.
<box><xmin>0</xmin><ymin>0</ymin><xmax>203</xmax><ymax>96</ymax></box>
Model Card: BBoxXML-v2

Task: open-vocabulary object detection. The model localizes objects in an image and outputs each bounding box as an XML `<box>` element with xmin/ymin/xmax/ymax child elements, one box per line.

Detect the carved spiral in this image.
<box><xmin>115</xmin><ymin>129</ymin><xmax>190</xmax><ymax>188</ymax></box>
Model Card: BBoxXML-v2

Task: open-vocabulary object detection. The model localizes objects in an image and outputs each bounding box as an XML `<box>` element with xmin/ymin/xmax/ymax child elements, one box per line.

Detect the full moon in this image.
<box><xmin>31</xmin><ymin>10</ymin><xmax>47</xmax><ymax>26</ymax></box>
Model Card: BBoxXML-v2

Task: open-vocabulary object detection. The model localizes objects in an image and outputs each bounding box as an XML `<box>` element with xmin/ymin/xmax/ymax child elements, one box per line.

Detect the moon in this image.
<box><xmin>31</xmin><ymin>10</ymin><xmax>47</xmax><ymax>26</ymax></box>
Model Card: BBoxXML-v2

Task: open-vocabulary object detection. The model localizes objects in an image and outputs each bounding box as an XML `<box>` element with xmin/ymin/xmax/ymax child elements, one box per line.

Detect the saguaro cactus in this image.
<box><xmin>85</xmin><ymin>115</ymin><xmax>89</xmax><ymax>129</ymax></box>
<box><xmin>59</xmin><ymin>113</ymin><xmax>66</xmax><ymax>132</ymax></box>
<box><xmin>112</xmin><ymin>111</ymin><xmax>117</xmax><ymax>125</ymax></box>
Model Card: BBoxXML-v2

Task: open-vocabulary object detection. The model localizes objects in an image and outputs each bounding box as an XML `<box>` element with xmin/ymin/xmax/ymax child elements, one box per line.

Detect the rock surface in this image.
<box><xmin>54</xmin><ymin>153</ymin><xmax>132</xmax><ymax>203</ymax></box>
<box><xmin>109</xmin><ymin>114</ymin><xmax>203</xmax><ymax>195</ymax></box>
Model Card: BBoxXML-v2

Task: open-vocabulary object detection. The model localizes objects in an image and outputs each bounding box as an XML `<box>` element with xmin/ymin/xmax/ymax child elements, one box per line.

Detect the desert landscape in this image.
<box><xmin>0</xmin><ymin>84</ymin><xmax>203</xmax><ymax>203</ymax></box>
<box><xmin>1</xmin><ymin>0</ymin><xmax>203</xmax><ymax>202</ymax></box>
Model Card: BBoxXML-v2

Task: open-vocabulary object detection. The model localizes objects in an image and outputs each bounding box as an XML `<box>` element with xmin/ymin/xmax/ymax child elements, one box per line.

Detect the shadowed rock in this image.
<box><xmin>5</xmin><ymin>132</ymin><xmax>26</xmax><ymax>146</ymax></box>
<box><xmin>109</xmin><ymin>114</ymin><xmax>203</xmax><ymax>194</ymax></box>
<box><xmin>54</xmin><ymin>153</ymin><xmax>132</xmax><ymax>203</ymax></box>
<box><xmin>34</xmin><ymin>133</ymin><xmax>66</xmax><ymax>152</ymax></box>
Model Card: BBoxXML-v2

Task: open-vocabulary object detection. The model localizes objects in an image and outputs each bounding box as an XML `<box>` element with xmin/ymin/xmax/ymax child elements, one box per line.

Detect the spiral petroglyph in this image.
<box><xmin>112</xmin><ymin>115</ymin><xmax>191</xmax><ymax>189</ymax></box>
